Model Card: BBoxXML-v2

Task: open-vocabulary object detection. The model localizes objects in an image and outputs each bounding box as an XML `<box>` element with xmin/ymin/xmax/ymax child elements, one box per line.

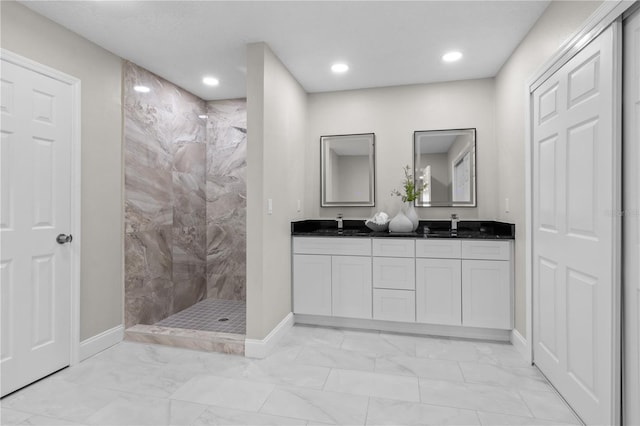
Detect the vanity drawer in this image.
<box><xmin>293</xmin><ymin>237</ymin><xmax>371</xmax><ymax>256</ymax></box>
<box><xmin>373</xmin><ymin>289</ymin><xmax>416</xmax><ymax>322</ymax></box>
<box><xmin>373</xmin><ymin>257</ymin><xmax>415</xmax><ymax>290</ymax></box>
<box><xmin>372</xmin><ymin>239</ymin><xmax>415</xmax><ymax>258</ymax></box>
<box><xmin>461</xmin><ymin>240</ymin><xmax>511</xmax><ymax>261</ymax></box>
<box><xmin>415</xmin><ymin>240</ymin><xmax>461</xmax><ymax>259</ymax></box>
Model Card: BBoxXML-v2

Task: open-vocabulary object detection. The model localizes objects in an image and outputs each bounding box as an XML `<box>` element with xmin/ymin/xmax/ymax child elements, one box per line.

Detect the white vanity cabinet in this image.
<box><xmin>372</xmin><ymin>239</ymin><xmax>415</xmax><ymax>322</ymax></box>
<box><xmin>293</xmin><ymin>254</ymin><xmax>331</xmax><ymax>315</ymax></box>
<box><xmin>415</xmin><ymin>240</ymin><xmax>462</xmax><ymax>325</ymax></box>
<box><xmin>332</xmin><ymin>255</ymin><xmax>372</xmax><ymax>319</ymax></box>
<box><xmin>461</xmin><ymin>241</ymin><xmax>513</xmax><ymax>329</ymax></box>
<box><xmin>416</xmin><ymin>257</ymin><xmax>462</xmax><ymax>325</ymax></box>
<box><xmin>292</xmin><ymin>237</ymin><xmax>372</xmax><ymax>319</ymax></box>
<box><xmin>292</xmin><ymin>235</ymin><xmax>514</xmax><ymax>337</ymax></box>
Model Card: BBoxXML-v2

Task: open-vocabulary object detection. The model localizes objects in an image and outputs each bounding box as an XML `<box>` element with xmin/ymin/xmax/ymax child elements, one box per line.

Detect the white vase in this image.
<box><xmin>389</xmin><ymin>210</ymin><xmax>413</xmax><ymax>233</ymax></box>
<box><xmin>403</xmin><ymin>201</ymin><xmax>419</xmax><ymax>232</ymax></box>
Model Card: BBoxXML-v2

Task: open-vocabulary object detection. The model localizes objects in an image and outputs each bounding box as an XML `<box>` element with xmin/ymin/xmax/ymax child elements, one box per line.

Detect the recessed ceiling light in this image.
<box><xmin>442</xmin><ymin>51</ymin><xmax>463</xmax><ymax>62</ymax></box>
<box><xmin>203</xmin><ymin>76</ymin><xmax>219</xmax><ymax>86</ymax></box>
<box><xmin>133</xmin><ymin>85</ymin><xmax>150</xmax><ymax>93</ymax></box>
<box><xmin>331</xmin><ymin>63</ymin><xmax>349</xmax><ymax>73</ymax></box>
<box><xmin>198</xmin><ymin>114</ymin><xmax>208</xmax><ymax>119</ymax></box>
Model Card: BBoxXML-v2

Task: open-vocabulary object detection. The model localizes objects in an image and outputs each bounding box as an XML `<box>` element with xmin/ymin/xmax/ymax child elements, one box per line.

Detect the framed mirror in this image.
<box><xmin>321</xmin><ymin>133</ymin><xmax>375</xmax><ymax>207</ymax></box>
<box><xmin>413</xmin><ymin>128</ymin><xmax>476</xmax><ymax>207</ymax></box>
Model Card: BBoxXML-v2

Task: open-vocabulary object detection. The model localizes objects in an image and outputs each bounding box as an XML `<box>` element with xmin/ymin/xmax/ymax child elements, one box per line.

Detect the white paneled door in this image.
<box><xmin>532</xmin><ymin>25</ymin><xmax>620</xmax><ymax>425</ymax></box>
<box><xmin>624</xmin><ymin>8</ymin><xmax>640</xmax><ymax>426</ymax></box>
<box><xmin>1</xmin><ymin>56</ymin><xmax>74</xmax><ymax>396</ymax></box>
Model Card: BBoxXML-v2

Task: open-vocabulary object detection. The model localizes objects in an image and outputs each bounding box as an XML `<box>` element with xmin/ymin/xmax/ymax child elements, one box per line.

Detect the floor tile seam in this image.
<box><xmin>254</xmin><ymin>382</ymin><xmax>277</xmax><ymax>415</ymax></box>
<box><xmin>253</xmin><ymin>401</ymin><xmax>327</xmax><ymax>425</ymax></box>
<box><xmin>366</xmin><ymin>394</ymin><xmax>493</xmax><ymax>421</ymax></box>
<box><xmin>262</xmin><ymin>385</ymin><xmax>336</xmax><ymax>424</ymax></box>
<box><xmin>417</xmin><ymin>371</ymin><xmax>555</xmax><ymax>395</ymax></box>
<box><xmin>475</xmin><ymin>409</ymin><xmax>580</xmax><ymax>426</ymax></box>
<box><xmin>377</xmin><ymin>337</ymin><xmax>416</xmax><ymax>357</ymax></box>
<box><xmin>363</xmin><ymin>396</ymin><xmax>371</xmax><ymax>426</ymax></box>
<box><xmin>265</xmin><ymin>383</ymin><xmax>368</xmax><ymax>425</ymax></box>
<box><xmin>0</xmin><ymin>406</ymin><xmax>39</xmax><ymax>419</ymax></box>
<box><xmin>320</xmin><ymin>366</ymin><xmax>334</xmax><ymax>390</ymax></box>
<box><xmin>512</xmin><ymin>388</ymin><xmax>544</xmax><ymax>420</ymax></box>
<box><xmin>78</xmin><ymin>356</ymin><xmax>173</xmax><ymax>373</ymax></box>
<box><xmin>514</xmin><ymin>388</ymin><xmax>582</xmax><ymax>425</ymax></box>
<box><xmin>471</xmin><ymin>409</ymin><xmax>483</xmax><ymax>425</ymax></box>
<box><xmin>74</xmin><ymin>378</ymin><xmax>180</xmax><ymax>402</ymax></box>
<box><xmin>169</xmin><ymin>395</ymin><xmax>268</xmax><ymax>416</ymax></box>
<box><xmin>409</xmin><ymin>396</ymin><xmax>535</xmax><ymax>419</ymax></box>
<box><xmin>459</xmin><ymin>376</ymin><xmax>556</xmax><ymax>393</ymax></box>
<box><xmin>172</xmin><ymin>372</ymin><xmax>302</xmax><ymax>394</ymax></box>
<box><xmin>322</xmin><ymin>385</ymin><xmax>421</xmax><ymax>405</ymax></box>
<box><xmin>19</xmin><ymin>413</ymin><xmax>81</xmax><ymax>425</ymax></box>
<box><xmin>9</xmin><ymin>387</ymin><xmax>120</xmax><ymax>425</ymax></box>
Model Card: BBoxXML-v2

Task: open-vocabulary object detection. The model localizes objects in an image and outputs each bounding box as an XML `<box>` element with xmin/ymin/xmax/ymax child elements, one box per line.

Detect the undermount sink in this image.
<box><xmin>427</xmin><ymin>230</ymin><xmax>453</xmax><ymax>236</ymax></box>
<box><xmin>312</xmin><ymin>229</ymin><xmax>339</xmax><ymax>234</ymax></box>
<box><xmin>309</xmin><ymin>228</ymin><xmax>370</xmax><ymax>236</ymax></box>
<box><xmin>336</xmin><ymin>229</ymin><xmax>370</xmax><ymax>236</ymax></box>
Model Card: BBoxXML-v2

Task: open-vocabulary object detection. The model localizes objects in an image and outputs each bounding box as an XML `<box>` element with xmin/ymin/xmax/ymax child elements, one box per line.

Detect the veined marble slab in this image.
<box><xmin>124</xmin><ymin>62</ymin><xmax>209</xmax><ymax>327</ymax></box>
<box><xmin>206</xmin><ymin>99</ymin><xmax>247</xmax><ymax>301</ymax></box>
<box><xmin>124</xmin><ymin>324</ymin><xmax>244</xmax><ymax>355</ymax></box>
<box><xmin>124</xmin><ymin>63</ymin><xmax>247</xmax><ymax>330</ymax></box>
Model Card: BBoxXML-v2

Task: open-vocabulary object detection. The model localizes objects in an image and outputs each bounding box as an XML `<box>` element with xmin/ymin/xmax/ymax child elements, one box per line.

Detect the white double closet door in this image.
<box><xmin>623</xmin><ymin>8</ymin><xmax>640</xmax><ymax>426</ymax></box>
<box><xmin>532</xmin><ymin>25</ymin><xmax>620</xmax><ymax>425</ymax></box>
<box><xmin>1</xmin><ymin>54</ymin><xmax>74</xmax><ymax>396</ymax></box>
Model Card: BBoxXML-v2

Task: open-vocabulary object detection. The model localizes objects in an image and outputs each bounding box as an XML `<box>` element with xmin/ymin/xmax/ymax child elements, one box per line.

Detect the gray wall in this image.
<box><xmin>305</xmin><ymin>79</ymin><xmax>497</xmax><ymax>221</ymax></box>
<box><xmin>123</xmin><ymin>62</ymin><xmax>207</xmax><ymax>328</ymax></box>
<box><xmin>246</xmin><ymin>43</ymin><xmax>307</xmax><ymax>340</ymax></box>
<box><xmin>495</xmin><ymin>0</ymin><xmax>602</xmax><ymax>337</ymax></box>
<box><xmin>0</xmin><ymin>0</ymin><xmax>124</xmax><ymax>340</ymax></box>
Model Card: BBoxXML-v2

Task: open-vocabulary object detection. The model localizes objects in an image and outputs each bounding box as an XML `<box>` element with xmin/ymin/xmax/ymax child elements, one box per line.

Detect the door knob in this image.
<box><xmin>56</xmin><ymin>234</ymin><xmax>73</xmax><ymax>244</ymax></box>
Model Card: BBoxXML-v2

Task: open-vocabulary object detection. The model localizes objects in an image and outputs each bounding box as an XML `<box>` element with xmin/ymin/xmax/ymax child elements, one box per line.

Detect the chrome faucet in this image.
<box><xmin>451</xmin><ymin>213</ymin><xmax>460</xmax><ymax>232</ymax></box>
<box><xmin>337</xmin><ymin>213</ymin><xmax>344</xmax><ymax>230</ymax></box>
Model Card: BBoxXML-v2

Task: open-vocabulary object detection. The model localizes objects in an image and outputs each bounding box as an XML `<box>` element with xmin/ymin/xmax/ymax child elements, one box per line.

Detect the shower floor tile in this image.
<box><xmin>156</xmin><ymin>298</ymin><xmax>246</xmax><ymax>334</ymax></box>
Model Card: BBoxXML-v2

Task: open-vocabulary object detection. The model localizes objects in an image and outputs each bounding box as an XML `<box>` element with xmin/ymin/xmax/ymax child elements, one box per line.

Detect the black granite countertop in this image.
<box><xmin>291</xmin><ymin>219</ymin><xmax>515</xmax><ymax>240</ymax></box>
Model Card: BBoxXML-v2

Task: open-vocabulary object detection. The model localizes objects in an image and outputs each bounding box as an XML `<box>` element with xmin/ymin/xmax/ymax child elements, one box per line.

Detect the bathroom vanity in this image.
<box><xmin>291</xmin><ymin>220</ymin><xmax>515</xmax><ymax>341</ymax></box>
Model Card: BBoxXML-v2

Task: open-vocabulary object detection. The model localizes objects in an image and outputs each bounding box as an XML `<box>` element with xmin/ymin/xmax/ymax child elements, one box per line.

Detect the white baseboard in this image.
<box><xmin>244</xmin><ymin>312</ymin><xmax>294</xmax><ymax>359</ymax></box>
<box><xmin>294</xmin><ymin>314</ymin><xmax>511</xmax><ymax>342</ymax></box>
<box><xmin>78</xmin><ymin>324</ymin><xmax>124</xmax><ymax>362</ymax></box>
<box><xmin>511</xmin><ymin>328</ymin><xmax>531</xmax><ymax>363</ymax></box>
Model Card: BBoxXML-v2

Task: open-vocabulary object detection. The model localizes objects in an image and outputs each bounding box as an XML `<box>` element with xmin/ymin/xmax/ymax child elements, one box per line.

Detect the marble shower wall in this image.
<box><xmin>205</xmin><ymin>100</ymin><xmax>247</xmax><ymax>301</ymax></box>
<box><xmin>124</xmin><ymin>62</ymin><xmax>207</xmax><ymax>328</ymax></box>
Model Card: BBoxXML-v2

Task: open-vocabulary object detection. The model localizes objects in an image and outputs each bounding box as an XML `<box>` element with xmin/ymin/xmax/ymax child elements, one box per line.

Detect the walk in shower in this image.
<box><xmin>122</xmin><ymin>62</ymin><xmax>247</xmax><ymax>354</ymax></box>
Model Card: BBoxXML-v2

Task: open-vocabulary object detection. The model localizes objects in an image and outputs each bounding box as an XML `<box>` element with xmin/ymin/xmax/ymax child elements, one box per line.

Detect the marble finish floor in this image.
<box><xmin>155</xmin><ymin>298</ymin><xmax>246</xmax><ymax>334</ymax></box>
<box><xmin>0</xmin><ymin>325</ymin><xmax>581</xmax><ymax>425</ymax></box>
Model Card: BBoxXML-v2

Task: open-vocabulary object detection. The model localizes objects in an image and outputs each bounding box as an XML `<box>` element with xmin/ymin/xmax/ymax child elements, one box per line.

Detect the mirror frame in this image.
<box><xmin>413</xmin><ymin>128</ymin><xmax>477</xmax><ymax>208</ymax></box>
<box><xmin>320</xmin><ymin>133</ymin><xmax>376</xmax><ymax>207</ymax></box>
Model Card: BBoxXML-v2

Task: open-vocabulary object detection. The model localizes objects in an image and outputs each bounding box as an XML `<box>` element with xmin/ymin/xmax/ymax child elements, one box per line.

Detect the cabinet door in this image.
<box><xmin>293</xmin><ymin>254</ymin><xmax>332</xmax><ymax>315</ymax></box>
<box><xmin>416</xmin><ymin>258</ymin><xmax>462</xmax><ymax>325</ymax></box>
<box><xmin>462</xmin><ymin>260</ymin><xmax>511</xmax><ymax>329</ymax></box>
<box><xmin>373</xmin><ymin>257</ymin><xmax>415</xmax><ymax>290</ymax></box>
<box><xmin>332</xmin><ymin>256</ymin><xmax>372</xmax><ymax>319</ymax></box>
<box><xmin>373</xmin><ymin>289</ymin><xmax>415</xmax><ymax>322</ymax></box>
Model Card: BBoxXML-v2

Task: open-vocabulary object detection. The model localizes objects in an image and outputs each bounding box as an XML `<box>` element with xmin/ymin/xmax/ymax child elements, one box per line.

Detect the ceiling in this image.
<box><xmin>20</xmin><ymin>1</ymin><xmax>550</xmax><ymax>101</ymax></box>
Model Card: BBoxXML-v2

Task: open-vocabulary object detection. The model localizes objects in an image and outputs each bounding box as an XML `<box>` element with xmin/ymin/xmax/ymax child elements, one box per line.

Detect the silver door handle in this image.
<box><xmin>56</xmin><ymin>234</ymin><xmax>73</xmax><ymax>244</ymax></box>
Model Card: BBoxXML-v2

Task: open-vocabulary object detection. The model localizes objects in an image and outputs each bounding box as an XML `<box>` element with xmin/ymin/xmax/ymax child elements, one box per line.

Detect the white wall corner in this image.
<box><xmin>510</xmin><ymin>329</ymin><xmax>531</xmax><ymax>364</ymax></box>
<box><xmin>78</xmin><ymin>324</ymin><xmax>124</xmax><ymax>362</ymax></box>
<box><xmin>244</xmin><ymin>312</ymin><xmax>294</xmax><ymax>359</ymax></box>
